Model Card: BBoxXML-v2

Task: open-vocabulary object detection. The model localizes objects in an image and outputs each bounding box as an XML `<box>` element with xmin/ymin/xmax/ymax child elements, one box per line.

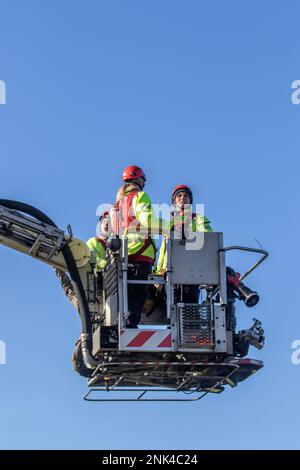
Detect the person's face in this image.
<box><xmin>175</xmin><ymin>191</ymin><xmax>191</xmax><ymax>209</ymax></box>
<box><xmin>100</xmin><ymin>218</ymin><xmax>110</xmax><ymax>235</ymax></box>
<box><xmin>136</xmin><ymin>177</ymin><xmax>145</xmax><ymax>189</ymax></box>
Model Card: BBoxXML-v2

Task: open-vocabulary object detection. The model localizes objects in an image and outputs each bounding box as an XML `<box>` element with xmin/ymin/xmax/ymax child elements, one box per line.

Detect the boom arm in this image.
<box><xmin>0</xmin><ymin>200</ymin><xmax>97</xmax><ymax>369</ymax></box>
<box><xmin>0</xmin><ymin>204</ymin><xmax>89</xmax><ymax>270</ymax></box>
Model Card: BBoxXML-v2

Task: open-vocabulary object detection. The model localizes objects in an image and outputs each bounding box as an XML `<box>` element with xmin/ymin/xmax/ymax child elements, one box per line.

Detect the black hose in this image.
<box><xmin>0</xmin><ymin>199</ymin><xmax>57</xmax><ymax>226</ymax></box>
<box><xmin>0</xmin><ymin>199</ymin><xmax>97</xmax><ymax>368</ymax></box>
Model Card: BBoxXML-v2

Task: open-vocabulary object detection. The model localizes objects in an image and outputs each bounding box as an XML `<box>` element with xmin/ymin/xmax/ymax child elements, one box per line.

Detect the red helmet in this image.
<box><xmin>122</xmin><ymin>165</ymin><xmax>146</xmax><ymax>182</ymax></box>
<box><xmin>172</xmin><ymin>185</ymin><xmax>193</xmax><ymax>203</ymax></box>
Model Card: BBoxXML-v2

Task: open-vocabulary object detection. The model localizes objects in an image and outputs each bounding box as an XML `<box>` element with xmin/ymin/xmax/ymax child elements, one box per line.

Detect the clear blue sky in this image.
<box><xmin>0</xmin><ymin>0</ymin><xmax>299</xmax><ymax>450</ymax></box>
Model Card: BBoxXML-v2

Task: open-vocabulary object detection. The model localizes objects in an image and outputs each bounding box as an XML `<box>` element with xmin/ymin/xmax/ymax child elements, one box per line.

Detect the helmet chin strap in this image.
<box><xmin>135</xmin><ymin>178</ymin><xmax>145</xmax><ymax>190</ymax></box>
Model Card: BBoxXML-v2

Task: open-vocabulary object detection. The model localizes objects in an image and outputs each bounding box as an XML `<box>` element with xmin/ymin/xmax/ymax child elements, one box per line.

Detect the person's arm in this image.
<box><xmin>133</xmin><ymin>191</ymin><xmax>169</xmax><ymax>235</ymax></box>
<box><xmin>86</xmin><ymin>237</ymin><xmax>107</xmax><ymax>270</ymax></box>
<box><xmin>195</xmin><ymin>214</ymin><xmax>213</xmax><ymax>232</ymax></box>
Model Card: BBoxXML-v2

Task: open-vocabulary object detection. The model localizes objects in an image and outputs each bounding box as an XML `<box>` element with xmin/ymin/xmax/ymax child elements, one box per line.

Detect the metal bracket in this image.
<box><xmin>213</xmin><ymin>304</ymin><xmax>227</xmax><ymax>353</ymax></box>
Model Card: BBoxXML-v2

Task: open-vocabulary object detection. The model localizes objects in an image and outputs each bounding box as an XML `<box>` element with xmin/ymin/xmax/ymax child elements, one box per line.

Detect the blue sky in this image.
<box><xmin>0</xmin><ymin>0</ymin><xmax>299</xmax><ymax>449</ymax></box>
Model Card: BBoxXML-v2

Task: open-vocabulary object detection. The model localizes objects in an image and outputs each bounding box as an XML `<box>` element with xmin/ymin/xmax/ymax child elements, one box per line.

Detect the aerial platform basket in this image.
<box><xmin>89</xmin><ymin>230</ymin><xmax>267</xmax><ymax>400</ymax></box>
<box><xmin>0</xmin><ymin>202</ymin><xmax>268</xmax><ymax>402</ymax></box>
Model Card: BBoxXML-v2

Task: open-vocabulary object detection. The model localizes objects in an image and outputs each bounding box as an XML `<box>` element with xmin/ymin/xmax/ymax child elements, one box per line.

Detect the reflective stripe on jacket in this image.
<box><xmin>112</xmin><ymin>183</ymin><xmax>162</xmax><ymax>264</ymax></box>
<box><xmin>126</xmin><ymin>191</ymin><xmax>157</xmax><ymax>264</ymax></box>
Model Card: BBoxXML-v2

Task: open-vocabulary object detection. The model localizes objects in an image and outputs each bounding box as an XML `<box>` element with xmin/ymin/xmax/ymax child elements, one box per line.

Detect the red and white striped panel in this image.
<box><xmin>120</xmin><ymin>329</ymin><xmax>172</xmax><ymax>351</ymax></box>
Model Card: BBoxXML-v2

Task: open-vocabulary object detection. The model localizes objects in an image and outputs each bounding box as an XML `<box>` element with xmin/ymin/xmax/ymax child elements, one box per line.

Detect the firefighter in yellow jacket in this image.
<box><xmin>111</xmin><ymin>165</ymin><xmax>166</xmax><ymax>327</ymax></box>
<box><xmin>156</xmin><ymin>184</ymin><xmax>212</xmax><ymax>303</ymax></box>
<box><xmin>86</xmin><ymin>210</ymin><xmax>110</xmax><ymax>271</ymax></box>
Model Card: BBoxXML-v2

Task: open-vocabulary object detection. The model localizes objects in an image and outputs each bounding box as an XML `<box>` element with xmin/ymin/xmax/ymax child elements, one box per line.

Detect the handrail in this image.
<box><xmin>220</xmin><ymin>246</ymin><xmax>269</xmax><ymax>282</ymax></box>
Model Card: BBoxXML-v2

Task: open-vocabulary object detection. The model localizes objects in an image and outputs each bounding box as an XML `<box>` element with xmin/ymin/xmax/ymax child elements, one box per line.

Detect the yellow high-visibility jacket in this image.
<box><xmin>113</xmin><ymin>183</ymin><xmax>168</xmax><ymax>264</ymax></box>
